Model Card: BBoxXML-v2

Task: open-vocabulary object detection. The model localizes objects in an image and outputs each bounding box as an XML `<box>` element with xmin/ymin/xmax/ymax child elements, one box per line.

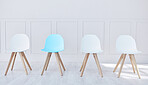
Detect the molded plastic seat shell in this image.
<box><xmin>116</xmin><ymin>35</ymin><xmax>141</xmax><ymax>54</ymax></box>
<box><xmin>81</xmin><ymin>35</ymin><xmax>103</xmax><ymax>53</ymax></box>
<box><xmin>10</xmin><ymin>34</ymin><xmax>29</xmax><ymax>52</ymax></box>
<box><xmin>41</xmin><ymin>34</ymin><xmax>64</xmax><ymax>52</ymax></box>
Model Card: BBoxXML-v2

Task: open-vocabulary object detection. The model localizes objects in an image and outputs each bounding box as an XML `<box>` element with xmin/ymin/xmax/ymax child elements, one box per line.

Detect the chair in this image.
<box><xmin>5</xmin><ymin>34</ymin><xmax>32</xmax><ymax>76</ymax></box>
<box><xmin>113</xmin><ymin>35</ymin><xmax>141</xmax><ymax>79</ymax></box>
<box><xmin>41</xmin><ymin>34</ymin><xmax>66</xmax><ymax>76</ymax></box>
<box><xmin>80</xmin><ymin>35</ymin><xmax>103</xmax><ymax>77</ymax></box>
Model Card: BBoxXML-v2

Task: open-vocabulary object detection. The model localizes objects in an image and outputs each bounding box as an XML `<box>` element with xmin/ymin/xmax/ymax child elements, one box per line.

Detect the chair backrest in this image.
<box><xmin>116</xmin><ymin>35</ymin><xmax>138</xmax><ymax>53</ymax></box>
<box><xmin>10</xmin><ymin>34</ymin><xmax>29</xmax><ymax>52</ymax></box>
<box><xmin>43</xmin><ymin>34</ymin><xmax>64</xmax><ymax>52</ymax></box>
<box><xmin>81</xmin><ymin>35</ymin><xmax>102</xmax><ymax>53</ymax></box>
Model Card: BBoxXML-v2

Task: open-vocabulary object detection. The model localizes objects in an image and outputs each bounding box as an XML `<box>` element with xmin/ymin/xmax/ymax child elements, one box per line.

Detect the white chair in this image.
<box><xmin>113</xmin><ymin>35</ymin><xmax>141</xmax><ymax>79</ymax></box>
<box><xmin>5</xmin><ymin>34</ymin><xmax>32</xmax><ymax>76</ymax></box>
<box><xmin>80</xmin><ymin>35</ymin><xmax>103</xmax><ymax>77</ymax></box>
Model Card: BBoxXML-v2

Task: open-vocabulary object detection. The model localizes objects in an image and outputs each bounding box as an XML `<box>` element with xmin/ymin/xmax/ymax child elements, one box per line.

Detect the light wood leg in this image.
<box><xmin>118</xmin><ymin>54</ymin><xmax>126</xmax><ymax>78</ymax></box>
<box><xmin>11</xmin><ymin>52</ymin><xmax>17</xmax><ymax>71</ymax></box>
<box><xmin>131</xmin><ymin>54</ymin><xmax>141</xmax><ymax>79</ymax></box>
<box><xmin>80</xmin><ymin>54</ymin><xmax>87</xmax><ymax>72</ymax></box>
<box><xmin>21</xmin><ymin>52</ymin><xmax>32</xmax><ymax>71</ymax></box>
<box><xmin>113</xmin><ymin>54</ymin><xmax>123</xmax><ymax>72</ymax></box>
<box><xmin>93</xmin><ymin>53</ymin><xmax>103</xmax><ymax>77</ymax></box>
<box><xmin>56</xmin><ymin>52</ymin><xmax>66</xmax><ymax>71</ymax></box>
<box><xmin>5</xmin><ymin>52</ymin><xmax>15</xmax><ymax>76</ymax></box>
<box><xmin>19</xmin><ymin>52</ymin><xmax>28</xmax><ymax>75</ymax></box>
<box><xmin>45</xmin><ymin>53</ymin><xmax>52</xmax><ymax>71</ymax></box>
<box><xmin>45</xmin><ymin>54</ymin><xmax>50</xmax><ymax>71</ymax></box>
<box><xmin>41</xmin><ymin>53</ymin><xmax>50</xmax><ymax>76</ymax></box>
<box><xmin>129</xmin><ymin>54</ymin><xmax>135</xmax><ymax>73</ymax></box>
<box><xmin>80</xmin><ymin>53</ymin><xmax>89</xmax><ymax>77</ymax></box>
<box><xmin>55</xmin><ymin>53</ymin><xmax>63</xmax><ymax>76</ymax></box>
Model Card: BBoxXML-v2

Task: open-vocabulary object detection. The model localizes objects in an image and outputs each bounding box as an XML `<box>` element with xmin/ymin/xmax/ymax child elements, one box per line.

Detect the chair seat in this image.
<box><xmin>8</xmin><ymin>49</ymin><xmax>28</xmax><ymax>52</ymax></box>
<box><xmin>82</xmin><ymin>50</ymin><xmax>103</xmax><ymax>53</ymax></box>
<box><xmin>41</xmin><ymin>49</ymin><xmax>64</xmax><ymax>53</ymax></box>
<box><xmin>117</xmin><ymin>50</ymin><xmax>142</xmax><ymax>54</ymax></box>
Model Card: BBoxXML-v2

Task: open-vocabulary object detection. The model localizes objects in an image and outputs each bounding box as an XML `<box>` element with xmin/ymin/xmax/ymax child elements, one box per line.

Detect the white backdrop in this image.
<box><xmin>0</xmin><ymin>0</ymin><xmax>148</xmax><ymax>63</ymax></box>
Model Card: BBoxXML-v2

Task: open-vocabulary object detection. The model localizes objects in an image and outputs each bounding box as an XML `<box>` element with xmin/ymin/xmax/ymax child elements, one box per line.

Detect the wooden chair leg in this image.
<box><xmin>55</xmin><ymin>53</ymin><xmax>63</xmax><ymax>76</ymax></box>
<box><xmin>131</xmin><ymin>54</ymin><xmax>141</xmax><ymax>79</ymax></box>
<box><xmin>41</xmin><ymin>53</ymin><xmax>50</xmax><ymax>76</ymax></box>
<box><xmin>11</xmin><ymin>52</ymin><xmax>17</xmax><ymax>71</ymax></box>
<box><xmin>80</xmin><ymin>54</ymin><xmax>87</xmax><ymax>72</ymax></box>
<box><xmin>21</xmin><ymin>52</ymin><xmax>32</xmax><ymax>71</ymax></box>
<box><xmin>113</xmin><ymin>54</ymin><xmax>123</xmax><ymax>72</ymax></box>
<box><xmin>118</xmin><ymin>54</ymin><xmax>126</xmax><ymax>78</ymax></box>
<box><xmin>45</xmin><ymin>53</ymin><xmax>52</xmax><ymax>71</ymax></box>
<box><xmin>93</xmin><ymin>53</ymin><xmax>103</xmax><ymax>77</ymax></box>
<box><xmin>19</xmin><ymin>52</ymin><xmax>28</xmax><ymax>75</ymax></box>
<box><xmin>80</xmin><ymin>53</ymin><xmax>89</xmax><ymax>77</ymax></box>
<box><xmin>5</xmin><ymin>52</ymin><xmax>15</xmax><ymax>76</ymax></box>
<box><xmin>129</xmin><ymin>54</ymin><xmax>135</xmax><ymax>73</ymax></box>
<box><xmin>56</xmin><ymin>52</ymin><xmax>66</xmax><ymax>71</ymax></box>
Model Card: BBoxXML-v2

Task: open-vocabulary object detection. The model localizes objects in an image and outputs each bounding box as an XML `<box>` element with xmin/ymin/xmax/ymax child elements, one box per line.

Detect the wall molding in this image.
<box><xmin>30</xmin><ymin>21</ymin><xmax>52</xmax><ymax>54</ymax></box>
<box><xmin>0</xmin><ymin>21</ymin><xmax>2</xmax><ymax>53</ymax></box>
<box><xmin>109</xmin><ymin>21</ymin><xmax>132</xmax><ymax>55</ymax></box>
<box><xmin>5</xmin><ymin>21</ymin><xmax>27</xmax><ymax>53</ymax></box>
<box><xmin>136</xmin><ymin>22</ymin><xmax>148</xmax><ymax>55</ymax></box>
<box><xmin>82</xmin><ymin>21</ymin><xmax>105</xmax><ymax>54</ymax></box>
<box><xmin>56</xmin><ymin>21</ymin><xmax>78</xmax><ymax>54</ymax></box>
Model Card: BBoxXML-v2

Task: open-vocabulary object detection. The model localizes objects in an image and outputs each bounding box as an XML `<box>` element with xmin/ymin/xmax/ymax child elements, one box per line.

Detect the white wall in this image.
<box><xmin>0</xmin><ymin>0</ymin><xmax>148</xmax><ymax>63</ymax></box>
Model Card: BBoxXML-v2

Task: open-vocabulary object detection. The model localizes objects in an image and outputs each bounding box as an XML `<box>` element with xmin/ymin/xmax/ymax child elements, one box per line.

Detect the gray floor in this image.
<box><xmin>0</xmin><ymin>61</ymin><xmax>148</xmax><ymax>85</ymax></box>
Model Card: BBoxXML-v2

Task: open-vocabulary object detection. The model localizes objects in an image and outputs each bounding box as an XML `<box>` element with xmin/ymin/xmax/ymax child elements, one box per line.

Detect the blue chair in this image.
<box><xmin>41</xmin><ymin>34</ymin><xmax>66</xmax><ymax>76</ymax></box>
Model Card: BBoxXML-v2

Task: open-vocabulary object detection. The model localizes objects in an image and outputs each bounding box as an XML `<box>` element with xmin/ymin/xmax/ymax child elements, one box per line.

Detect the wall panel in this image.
<box><xmin>5</xmin><ymin>21</ymin><xmax>26</xmax><ymax>52</ymax></box>
<box><xmin>109</xmin><ymin>22</ymin><xmax>132</xmax><ymax>54</ymax></box>
<box><xmin>136</xmin><ymin>22</ymin><xmax>148</xmax><ymax>54</ymax></box>
<box><xmin>0</xmin><ymin>19</ymin><xmax>147</xmax><ymax>63</ymax></box>
<box><xmin>56</xmin><ymin>21</ymin><xmax>78</xmax><ymax>54</ymax></box>
<box><xmin>83</xmin><ymin>21</ymin><xmax>105</xmax><ymax>49</ymax></box>
<box><xmin>0</xmin><ymin>22</ymin><xmax>2</xmax><ymax>53</ymax></box>
<box><xmin>30</xmin><ymin>21</ymin><xmax>52</xmax><ymax>54</ymax></box>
